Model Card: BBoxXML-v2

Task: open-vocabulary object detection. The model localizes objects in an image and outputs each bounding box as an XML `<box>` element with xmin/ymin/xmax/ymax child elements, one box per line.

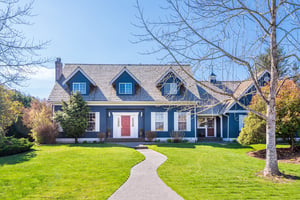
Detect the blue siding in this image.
<box><xmin>228</xmin><ymin>112</ymin><xmax>248</xmax><ymax>138</ymax></box>
<box><xmin>54</xmin><ymin>105</ymin><xmax>196</xmax><ymax>139</ymax></box>
<box><xmin>222</xmin><ymin>115</ymin><xmax>228</xmax><ymax>138</ymax></box>
<box><xmin>114</xmin><ymin>71</ymin><xmax>137</xmax><ymax>95</ymax></box>
<box><xmin>68</xmin><ymin>71</ymin><xmax>91</xmax><ymax>95</ymax></box>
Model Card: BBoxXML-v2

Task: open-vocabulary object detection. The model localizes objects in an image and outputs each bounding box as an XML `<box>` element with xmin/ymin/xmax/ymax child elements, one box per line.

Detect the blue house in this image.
<box><xmin>48</xmin><ymin>58</ymin><xmax>270</xmax><ymax>143</ymax></box>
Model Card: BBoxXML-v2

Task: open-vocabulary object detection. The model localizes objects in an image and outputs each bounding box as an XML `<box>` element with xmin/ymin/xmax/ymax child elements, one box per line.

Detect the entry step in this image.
<box><xmin>134</xmin><ymin>144</ymin><xmax>148</xmax><ymax>149</ymax></box>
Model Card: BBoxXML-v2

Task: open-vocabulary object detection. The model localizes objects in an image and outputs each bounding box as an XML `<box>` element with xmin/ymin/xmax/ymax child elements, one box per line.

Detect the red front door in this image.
<box><xmin>121</xmin><ymin>116</ymin><xmax>131</xmax><ymax>136</ymax></box>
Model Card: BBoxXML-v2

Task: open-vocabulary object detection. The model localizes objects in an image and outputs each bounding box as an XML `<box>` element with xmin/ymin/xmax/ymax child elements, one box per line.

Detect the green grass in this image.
<box><xmin>149</xmin><ymin>143</ymin><xmax>300</xmax><ymax>200</ymax></box>
<box><xmin>0</xmin><ymin>144</ymin><xmax>144</xmax><ymax>200</ymax></box>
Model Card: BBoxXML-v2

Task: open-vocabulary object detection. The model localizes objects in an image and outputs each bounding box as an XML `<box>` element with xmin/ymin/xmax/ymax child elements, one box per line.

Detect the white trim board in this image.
<box><xmin>112</xmin><ymin>112</ymin><xmax>139</xmax><ymax>138</ymax></box>
<box><xmin>52</xmin><ymin>101</ymin><xmax>198</xmax><ymax>106</ymax></box>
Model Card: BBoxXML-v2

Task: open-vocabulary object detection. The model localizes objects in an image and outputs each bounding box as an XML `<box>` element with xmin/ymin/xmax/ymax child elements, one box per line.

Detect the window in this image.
<box><xmin>72</xmin><ymin>82</ymin><xmax>86</xmax><ymax>94</ymax></box>
<box><xmin>164</xmin><ymin>83</ymin><xmax>177</xmax><ymax>95</ymax></box>
<box><xmin>239</xmin><ymin>115</ymin><xmax>247</xmax><ymax>131</ymax></box>
<box><xmin>197</xmin><ymin>117</ymin><xmax>206</xmax><ymax>128</ymax></box>
<box><xmin>151</xmin><ymin>112</ymin><xmax>168</xmax><ymax>131</ymax></box>
<box><xmin>178</xmin><ymin>112</ymin><xmax>187</xmax><ymax>131</ymax></box>
<box><xmin>119</xmin><ymin>83</ymin><xmax>132</xmax><ymax>94</ymax></box>
<box><xmin>87</xmin><ymin>112</ymin><xmax>100</xmax><ymax>132</ymax></box>
<box><xmin>174</xmin><ymin>112</ymin><xmax>191</xmax><ymax>131</ymax></box>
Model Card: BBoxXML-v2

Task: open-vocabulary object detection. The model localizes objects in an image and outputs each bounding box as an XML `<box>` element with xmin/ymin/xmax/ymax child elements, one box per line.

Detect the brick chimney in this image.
<box><xmin>55</xmin><ymin>57</ymin><xmax>62</xmax><ymax>81</ymax></box>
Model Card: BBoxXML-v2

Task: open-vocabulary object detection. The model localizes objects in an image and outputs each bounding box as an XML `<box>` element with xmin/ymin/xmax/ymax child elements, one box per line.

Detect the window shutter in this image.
<box><xmin>163</xmin><ymin>112</ymin><xmax>168</xmax><ymax>132</ymax></box>
<box><xmin>151</xmin><ymin>112</ymin><xmax>156</xmax><ymax>131</ymax></box>
<box><xmin>174</xmin><ymin>112</ymin><xmax>178</xmax><ymax>131</ymax></box>
<box><xmin>186</xmin><ymin>112</ymin><xmax>191</xmax><ymax>131</ymax></box>
<box><xmin>95</xmin><ymin>112</ymin><xmax>100</xmax><ymax>132</ymax></box>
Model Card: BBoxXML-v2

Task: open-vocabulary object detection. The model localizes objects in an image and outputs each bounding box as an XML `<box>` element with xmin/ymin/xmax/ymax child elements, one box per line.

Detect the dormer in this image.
<box><xmin>62</xmin><ymin>67</ymin><xmax>96</xmax><ymax>95</ymax></box>
<box><xmin>156</xmin><ymin>68</ymin><xmax>186</xmax><ymax>96</ymax></box>
<box><xmin>110</xmin><ymin>67</ymin><xmax>141</xmax><ymax>95</ymax></box>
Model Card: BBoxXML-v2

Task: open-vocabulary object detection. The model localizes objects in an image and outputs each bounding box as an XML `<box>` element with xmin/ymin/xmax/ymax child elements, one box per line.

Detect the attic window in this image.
<box><xmin>119</xmin><ymin>83</ymin><xmax>132</xmax><ymax>94</ymax></box>
<box><xmin>73</xmin><ymin>82</ymin><xmax>86</xmax><ymax>94</ymax></box>
<box><xmin>164</xmin><ymin>83</ymin><xmax>177</xmax><ymax>95</ymax></box>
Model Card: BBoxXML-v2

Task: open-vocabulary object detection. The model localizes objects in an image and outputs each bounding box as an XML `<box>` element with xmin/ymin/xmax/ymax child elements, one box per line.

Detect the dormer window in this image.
<box><xmin>164</xmin><ymin>83</ymin><xmax>177</xmax><ymax>95</ymax></box>
<box><xmin>72</xmin><ymin>82</ymin><xmax>86</xmax><ymax>94</ymax></box>
<box><xmin>119</xmin><ymin>83</ymin><xmax>132</xmax><ymax>94</ymax></box>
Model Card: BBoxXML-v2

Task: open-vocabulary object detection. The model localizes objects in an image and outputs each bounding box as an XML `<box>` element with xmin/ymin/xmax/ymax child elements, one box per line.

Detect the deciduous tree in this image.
<box><xmin>136</xmin><ymin>0</ymin><xmax>300</xmax><ymax>176</ymax></box>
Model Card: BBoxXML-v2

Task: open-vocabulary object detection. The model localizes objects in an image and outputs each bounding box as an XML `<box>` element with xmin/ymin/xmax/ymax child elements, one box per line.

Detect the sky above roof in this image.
<box><xmin>15</xmin><ymin>0</ymin><xmax>249</xmax><ymax>99</ymax></box>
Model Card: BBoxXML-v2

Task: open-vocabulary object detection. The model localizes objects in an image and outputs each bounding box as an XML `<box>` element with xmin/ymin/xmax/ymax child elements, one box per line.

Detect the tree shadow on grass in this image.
<box><xmin>150</xmin><ymin>142</ymin><xmax>254</xmax><ymax>150</ymax></box>
<box><xmin>66</xmin><ymin>143</ymin><xmax>132</xmax><ymax>148</ymax></box>
<box><xmin>0</xmin><ymin>150</ymin><xmax>37</xmax><ymax>166</ymax></box>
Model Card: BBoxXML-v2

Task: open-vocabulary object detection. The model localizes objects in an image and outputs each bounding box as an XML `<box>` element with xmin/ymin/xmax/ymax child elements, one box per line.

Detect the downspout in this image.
<box><xmin>194</xmin><ymin>104</ymin><xmax>197</xmax><ymax>143</ymax></box>
<box><xmin>224</xmin><ymin>113</ymin><xmax>230</xmax><ymax>141</ymax></box>
<box><xmin>220</xmin><ymin>115</ymin><xmax>223</xmax><ymax>138</ymax></box>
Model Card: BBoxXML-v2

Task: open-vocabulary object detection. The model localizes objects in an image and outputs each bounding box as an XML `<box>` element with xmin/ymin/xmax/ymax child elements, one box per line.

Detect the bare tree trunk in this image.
<box><xmin>264</xmin><ymin>0</ymin><xmax>280</xmax><ymax>177</ymax></box>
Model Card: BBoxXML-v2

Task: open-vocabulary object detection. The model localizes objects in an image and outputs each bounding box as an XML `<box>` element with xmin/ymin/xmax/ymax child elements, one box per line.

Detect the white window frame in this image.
<box><xmin>164</xmin><ymin>83</ymin><xmax>177</xmax><ymax>95</ymax></box>
<box><xmin>151</xmin><ymin>112</ymin><xmax>168</xmax><ymax>132</ymax></box>
<box><xmin>119</xmin><ymin>82</ymin><xmax>133</xmax><ymax>94</ymax></box>
<box><xmin>72</xmin><ymin>82</ymin><xmax>86</xmax><ymax>94</ymax></box>
<box><xmin>197</xmin><ymin>116</ymin><xmax>216</xmax><ymax>137</ymax></box>
<box><xmin>86</xmin><ymin>112</ymin><xmax>100</xmax><ymax>132</ymax></box>
<box><xmin>174</xmin><ymin>112</ymin><xmax>191</xmax><ymax>131</ymax></box>
<box><xmin>239</xmin><ymin>115</ymin><xmax>247</xmax><ymax>131</ymax></box>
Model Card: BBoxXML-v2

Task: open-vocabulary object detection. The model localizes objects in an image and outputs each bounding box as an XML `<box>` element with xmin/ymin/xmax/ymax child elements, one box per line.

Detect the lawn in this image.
<box><xmin>149</xmin><ymin>143</ymin><xmax>300</xmax><ymax>200</ymax></box>
<box><xmin>0</xmin><ymin>144</ymin><xmax>144</xmax><ymax>200</ymax></box>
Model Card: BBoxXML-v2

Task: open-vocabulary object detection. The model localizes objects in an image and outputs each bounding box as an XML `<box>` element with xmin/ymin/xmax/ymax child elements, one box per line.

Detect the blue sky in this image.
<box><xmin>17</xmin><ymin>0</ymin><xmax>247</xmax><ymax>99</ymax></box>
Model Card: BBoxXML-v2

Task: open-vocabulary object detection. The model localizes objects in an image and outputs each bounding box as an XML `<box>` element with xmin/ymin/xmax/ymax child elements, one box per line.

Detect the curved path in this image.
<box><xmin>108</xmin><ymin>149</ymin><xmax>183</xmax><ymax>200</ymax></box>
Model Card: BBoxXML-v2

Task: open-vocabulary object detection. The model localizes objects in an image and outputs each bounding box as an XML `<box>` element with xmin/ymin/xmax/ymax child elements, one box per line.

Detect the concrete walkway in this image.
<box><xmin>108</xmin><ymin>149</ymin><xmax>184</xmax><ymax>200</ymax></box>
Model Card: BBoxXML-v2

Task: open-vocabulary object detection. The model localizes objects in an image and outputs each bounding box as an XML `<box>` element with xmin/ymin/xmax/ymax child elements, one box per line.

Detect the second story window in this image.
<box><xmin>119</xmin><ymin>83</ymin><xmax>132</xmax><ymax>94</ymax></box>
<box><xmin>72</xmin><ymin>82</ymin><xmax>86</xmax><ymax>94</ymax></box>
<box><xmin>164</xmin><ymin>83</ymin><xmax>177</xmax><ymax>95</ymax></box>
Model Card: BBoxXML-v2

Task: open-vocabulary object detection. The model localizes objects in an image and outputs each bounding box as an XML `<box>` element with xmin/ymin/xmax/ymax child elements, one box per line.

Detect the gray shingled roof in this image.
<box><xmin>48</xmin><ymin>64</ymin><xmax>200</xmax><ymax>103</ymax></box>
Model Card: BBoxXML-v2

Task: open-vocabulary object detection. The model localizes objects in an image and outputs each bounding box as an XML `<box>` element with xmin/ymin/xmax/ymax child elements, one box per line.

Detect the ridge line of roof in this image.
<box><xmin>64</xmin><ymin>63</ymin><xmax>190</xmax><ymax>66</ymax></box>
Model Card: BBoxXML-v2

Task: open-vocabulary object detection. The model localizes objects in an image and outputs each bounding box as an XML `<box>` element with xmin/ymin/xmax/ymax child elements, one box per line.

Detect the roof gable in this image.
<box><xmin>62</xmin><ymin>67</ymin><xmax>96</xmax><ymax>86</ymax></box>
<box><xmin>156</xmin><ymin>68</ymin><xmax>187</xmax><ymax>85</ymax></box>
<box><xmin>109</xmin><ymin>67</ymin><xmax>141</xmax><ymax>85</ymax></box>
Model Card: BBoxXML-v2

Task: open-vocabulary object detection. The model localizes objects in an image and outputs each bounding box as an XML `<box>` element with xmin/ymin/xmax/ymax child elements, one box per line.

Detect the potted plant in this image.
<box><xmin>97</xmin><ymin>132</ymin><xmax>106</xmax><ymax>143</ymax></box>
<box><xmin>139</xmin><ymin>128</ymin><xmax>143</xmax><ymax>137</ymax></box>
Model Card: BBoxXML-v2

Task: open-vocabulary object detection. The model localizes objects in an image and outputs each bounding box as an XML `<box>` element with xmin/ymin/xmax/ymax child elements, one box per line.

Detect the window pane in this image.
<box><xmin>119</xmin><ymin>83</ymin><xmax>132</xmax><ymax>94</ymax></box>
<box><xmin>155</xmin><ymin>122</ymin><xmax>164</xmax><ymax>131</ymax></box>
<box><xmin>178</xmin><ymin>122</ymin><xmax>187</xmax><ymax>131</ymax></box>
<box><xmin>164</xmin><ymin>83</ymin><xmax>177</xmax><ymax>95</ymax></box>
<box><xmin>155</xmin><ymin>112</ymin><xmax>164</xmax><ymax>122</ymax></box>
<box><xmin>198</xmin><ymin>117</ymin><xmax>206</xmax><ymax>127</ymax></box>
<box><xmin>207</xmin><ymin>118</ymin><xmax>214</xmax><ymax>128</ymax></box>
<box><xmin>73</xmin><ymin>82</ymin><xmax>86</xmax><ymax>94</ymax></box>
<box><xmin>178</xmin><ymin>112</ymin><xmax>186</xmax><ymax>122</ymax></box>
<box><xmin>87</xmin><ymin>113</ymin><xmax>96</xmax><ymax>131</ymax></box>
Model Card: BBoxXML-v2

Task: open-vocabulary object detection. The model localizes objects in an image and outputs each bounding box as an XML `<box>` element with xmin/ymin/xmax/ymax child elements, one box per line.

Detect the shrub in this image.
<box><xmin>167</xmin><ymin>139</ymin><xmax>172</xmax><ymax>143</ymax></box>
<box><xmin>31</xmin><ymin>123</ymin><xmax>58</xmax><ymax>144</ymax></box>
<box><xmin>145</xmin><ymin>131</ymin><xmax>156</xmax><ymax>142</ymax></box>
<box><xmin>97</xmin><ymin>132</ymin><xmax>106</xmax><ymax>142</ymax></box>
<box><xmin>170</xmin><ymin>131</ymin><xmax>185</xmax><ymax>143</ymax></box>
<box><xmin>0</xmin><ymin>137</ymin><xmax>33</xmax><ymax>156</ymax></box>
<box><xmin>237</xmin><ymin>114</ymin><xmax>266</xmax><ymax>145</ymax></box>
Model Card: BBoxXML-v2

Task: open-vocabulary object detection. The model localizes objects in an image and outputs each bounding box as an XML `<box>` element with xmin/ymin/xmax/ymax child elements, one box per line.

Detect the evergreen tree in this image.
<box><xmin>55</xmin><ymin>92</ymin><xmax>89</xmax><ymax>143</ymax></box>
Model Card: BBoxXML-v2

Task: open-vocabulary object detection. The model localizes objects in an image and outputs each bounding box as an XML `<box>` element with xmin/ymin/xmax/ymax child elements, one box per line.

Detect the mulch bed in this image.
<box><xmin>248</xmin><ymin>146</ymin><xmax>300</xmax><ymax>164</ymax></box>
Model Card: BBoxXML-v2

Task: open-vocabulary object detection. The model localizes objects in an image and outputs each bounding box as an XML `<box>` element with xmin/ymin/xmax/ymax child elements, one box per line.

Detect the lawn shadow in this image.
<box><xmin>65</xmin><ymin>143</ymin><xmax>132</xmax><ymax>148</ymax></box>
<box><xmin>195</xmin><ymin>142</ymin><xmax>255</xmax><ymax>150</ymax></box>
<box><xmin>149</xmin><ymin>142</ymin><xmax>254</xmax><ymax>150</ymax></box>
<box><xmin>0</xmin><ymin>150</ymin><xmax>37</xmax><ymax>166</ymax></box>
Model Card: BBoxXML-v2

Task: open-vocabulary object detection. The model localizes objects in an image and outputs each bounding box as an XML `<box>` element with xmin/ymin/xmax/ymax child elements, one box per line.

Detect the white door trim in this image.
<box><xmin>112</xmin><ymin>112</ymin><xmax>139</xmax><ymax>138</ymax></box>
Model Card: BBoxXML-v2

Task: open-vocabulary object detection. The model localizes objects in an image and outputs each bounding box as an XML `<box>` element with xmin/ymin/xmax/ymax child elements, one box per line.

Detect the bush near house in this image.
<box><xmin>238</xmin><ymin>80</ymin><xmax>300</xmax><ymax>149</ymax></box>
<box><xmin>145</xmin><ymin>131</ymin><xmax>157</xmax><ymax>142</ymax></box>
<box><xmin>23</xmin><ymin>99</ymin><xmax>58</xmax><ymax>144</ymax></box>
<box><xmin>0</xmin><ymin>137</ymin><xmax>33</xmax><ymax>156</ymax></box>
<box><xmin>170</xmin><ymin>131</ymin><xmax>185</xmax><ymax>143</ymax></box>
